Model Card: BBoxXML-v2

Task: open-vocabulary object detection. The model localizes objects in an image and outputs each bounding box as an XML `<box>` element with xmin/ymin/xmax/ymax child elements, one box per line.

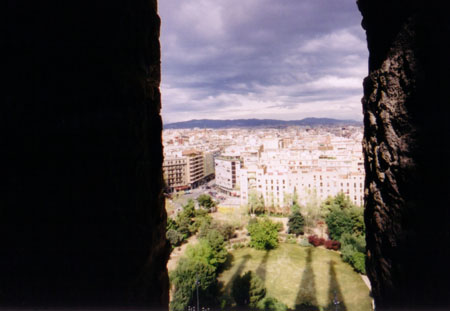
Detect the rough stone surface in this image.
<box><xmin>4</xmin><ymin>0</ymin><xmax>169</xmax><ymax>309</ymax></box>
<box><xmin>358</xmin><ymin>1</ymin><xmax>450</xmax><ymax>309</ymax></box>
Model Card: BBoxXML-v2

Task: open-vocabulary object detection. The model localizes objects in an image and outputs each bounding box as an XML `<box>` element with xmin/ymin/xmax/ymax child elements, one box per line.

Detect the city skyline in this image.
<box><xmin>159</xmin><ymin>0</ymin><xmax>368</xmax><ymax>124</ymax></box>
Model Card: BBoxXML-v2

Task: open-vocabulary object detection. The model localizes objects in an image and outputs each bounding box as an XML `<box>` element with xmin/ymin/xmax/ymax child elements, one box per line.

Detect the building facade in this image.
<box><xmin>215</xmin><ymin>156</ymin><xmax>241</xmax><ymax>195</ymax></box>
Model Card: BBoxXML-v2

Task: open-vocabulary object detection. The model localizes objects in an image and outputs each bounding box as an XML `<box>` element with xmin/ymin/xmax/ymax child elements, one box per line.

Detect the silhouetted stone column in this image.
<box><xmin>4</xmin><ymin>0</ymin><xmax>169</xmax><ymax>308</ymax></box>
<box><xmin>358</xmin><ymin>0</ymin><xmax>450</xmax><ymax>309</ymax></box>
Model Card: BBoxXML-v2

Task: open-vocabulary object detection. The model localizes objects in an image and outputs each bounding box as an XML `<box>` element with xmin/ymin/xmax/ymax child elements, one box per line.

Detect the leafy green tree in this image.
<box><xmin>247</xmin><ymin>218</ymin><xmax>279</xmax><ymax>250</ymax></box>
<box><xmin>167</xmin><ymin>217</ymin><xmax>178</xmax><ymax>231</ymax></box>
<box><xmin>325</xmin><ymin>206</ymin><xmax>354</xmax><ymax>241</ymax></box>
<box><xmin>321</xmin><ymin>192</ymin><xmax>354</xmax><ymax>217</ymax></box>
<box><xmin>326</xmin><ymin>205</ymin><xmax>364</xmax><ymax>241</ymax></box>
<box><xmin>166</xmin><ymin>228</ymin><xmax>184</xmax><ymax>247</ymax></box>
<box><xmin>249</xmin><ymin>272</ymin><xmax>266</xmax><ymax>307</ymax></box>
<box><xmin>340</xmin><ymin>232</ymin><xmax>366</xmax><ymax>253</ymax></box>
<box><xmin>170</xmin><ymin>257</ymin><xmax>218</xmax><ymax>311</ymax></box>
<box><xmin>197</xmin><ymin>194</ymin><xmax>217</xmax><ymax>211</ymax></box>
<box><xmin>185</xmin><ymin>240</ymin><xmax>216</xmax><ymax>267</ymax></box>
<box><xmin>182</xmin><ymin>199</ymin><xmax>196</xmax><ymax>218</ymax></box>
<box><xmin>203</xmin><ymin>229</ymin><xmax>228</xmax><ymax>269</ymax></box>
<box><xmin>176</xmin><ymin>212</ymin><xmax>192</xmax><ymax>239</ymax></box>
<box><xmin>287</xmin><ymin>211</ymin><xmax>305</xmax><ymax>236</ymax></box>
<box><xmin>291</xmin><ymin>202</ymin><xmax>301</xmax><ymax>214</ymax></box>
<box><xmin>323</xmin><ymin>194</ymin><xmax>366</xmax><ymax>274</ymax></box>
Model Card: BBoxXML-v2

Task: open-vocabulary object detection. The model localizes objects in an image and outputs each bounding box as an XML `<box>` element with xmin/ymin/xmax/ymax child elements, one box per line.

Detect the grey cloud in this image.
<box><xmin>159</xmin><ymin>0</ymin><xmax>367</xmax><ymax>122</ymax></box>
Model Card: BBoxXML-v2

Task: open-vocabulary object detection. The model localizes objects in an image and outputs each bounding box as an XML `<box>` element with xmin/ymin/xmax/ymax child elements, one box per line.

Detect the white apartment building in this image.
<box><xmin>215</xmin><ymin>156</ymin><xmax>241</xmax><ymax>195</ymax></box>
<box><xmin>240</xmin><ymin>138</ymin><xmax>364</xmax><ymax>207</ymax></box>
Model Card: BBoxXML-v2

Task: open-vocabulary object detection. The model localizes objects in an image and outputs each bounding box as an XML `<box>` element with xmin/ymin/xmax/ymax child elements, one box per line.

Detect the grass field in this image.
<box><xmin>218</xmin><ymin>244</ymin><xmax>372</xmax><ymax>311</ymax></box>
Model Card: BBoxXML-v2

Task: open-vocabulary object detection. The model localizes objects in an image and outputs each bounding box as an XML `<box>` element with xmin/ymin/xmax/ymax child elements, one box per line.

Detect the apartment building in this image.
<box><xmin>163</xmin><ymin>157</ymin><xmax>188</xmax><ymax>192</ymax></box>
<box><xmin>183</xmin><ymin>149</ymin><xmax>204</xmax><ymax>188</ymax></box>
<box><xmin>215</xmin><ymin>156</ymin><xmax>241</xmax><ymax>195</ymax></box>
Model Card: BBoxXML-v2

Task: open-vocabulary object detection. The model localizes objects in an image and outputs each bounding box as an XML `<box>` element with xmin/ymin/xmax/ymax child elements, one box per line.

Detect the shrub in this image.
<box><xmin>286</xmin><ymin>234</ymin><xmax>297</xmax><ymax>244</ymax></box>
<box><xmin>324</xmin><ymin>239</ymin><xmax>341</xmax><ymax>250</ymax></box>
<box><xmin>287</xmin><ymin>211</ymin><xmax>305</xmax><ymax>236</ymax></box>
<box><xmin>299</xmin><ymin>238</ymin><xmax>312</xmax><ymax>247</ymax></box>
<box><xmin>247</xmin><ymin>218</ymin><xmax>279</xmax><ymax>250</ymax></box>
<box><xmin>257</xmin><ymin>296</ymin><xmax>288</xmax><ymax>311</ymax></box>
<box><xmin>340</xmin><ymin>232</ymin><xmax>366</xmax><ymax>253</ymax></box>
<box><xmin>340</xmin><ymin>244</ymin><xmax>366</xmax><ymax>274</ymax></box>
<box><xmin>167</xmin><ymin>218</ymin><xmax>178</xmax><ymax>231</ymax></box>
<box><xmin>351</xmin><ymin>251</ymin><xmax>366</xmax><ymax>274</ymax></box>
<box><xmin>308</xmin><ymin>235</ymin><xmax>325</xmax><ymax>247</ymax></box>
<box><xmin>198</xmin><ymin>220</ymin><xmax>236</xmax><ymax>241</ymax></box>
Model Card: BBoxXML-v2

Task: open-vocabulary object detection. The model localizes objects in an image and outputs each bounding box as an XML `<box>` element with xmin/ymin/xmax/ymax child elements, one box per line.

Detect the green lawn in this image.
<box><xmin>218</xmin><ymin>243</ymin><xmax>372</xmax><ymax>311</ymax></box>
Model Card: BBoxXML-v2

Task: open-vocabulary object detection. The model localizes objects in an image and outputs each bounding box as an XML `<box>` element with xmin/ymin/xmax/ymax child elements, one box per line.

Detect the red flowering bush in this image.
<box><xmin>308</xmin><ymin>235</ymin><xmax>325</xmax><ymax>247</ymax></box>
<box><xmin>324</xmin><ymin>239</ymin><xmax>341</xmax><ymax>250</ymax></box>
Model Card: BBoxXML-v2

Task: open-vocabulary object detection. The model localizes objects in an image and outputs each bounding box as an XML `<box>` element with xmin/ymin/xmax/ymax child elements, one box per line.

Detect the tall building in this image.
<box><xmin>183</xmin><ymin>149</ymin><xmax>204</xmax><ymax>188</ymax></box>
<box><xmin>215</xmin><ymin>156</ymin><xmax>241</xmax><ymax>195</ymax></box>
<box><xmin>163</xmin><ymin>157</ymin><xmax>188</xmax><ymax>192</ymax></box>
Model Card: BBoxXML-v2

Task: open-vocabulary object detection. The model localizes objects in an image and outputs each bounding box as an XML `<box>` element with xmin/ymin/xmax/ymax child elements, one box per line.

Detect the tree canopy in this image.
<box><xmin>247</xmin><ymin>217</ymin><xmax>279</xmax><ymax>250</ymax></box>
<box><xmin>287</xmin><ymin>211</ymin><xmax>305</xmax><ymax>236</ymax></box>
<box><xmin>197</xmin><ymin>194</ymin><xmax>217</xmax><ymax>211</ymax></box>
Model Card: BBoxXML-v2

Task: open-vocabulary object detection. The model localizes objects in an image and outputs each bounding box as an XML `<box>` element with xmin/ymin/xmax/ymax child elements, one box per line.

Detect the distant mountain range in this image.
<box><xmin>164</xmin><ymin>118</ymin><xmax>362</xmax><ymax>129</ymax></box>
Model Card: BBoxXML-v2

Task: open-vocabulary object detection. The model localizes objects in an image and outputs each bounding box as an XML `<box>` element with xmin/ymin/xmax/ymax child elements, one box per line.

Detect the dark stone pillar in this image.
<box><xmin>4</xmin><ymin>0</ymin><xmax>169</xmax><ymax>308</ymax></box>
<box><xmin>358</xmin><ymin>1</ymin><xmax>450</xmax><ymax>309</ymax></box>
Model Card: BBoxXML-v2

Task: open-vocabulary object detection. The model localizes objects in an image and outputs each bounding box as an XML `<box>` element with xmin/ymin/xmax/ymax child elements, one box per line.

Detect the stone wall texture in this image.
<box><xmin>4</xmin><ymin>0</ymin><xmax>169</xmax><ymax>309</ymax></box>
<box><xmin>358</xmin><ymin>0</ymin><xmax>450</xmax><ymax>309</ymax></box>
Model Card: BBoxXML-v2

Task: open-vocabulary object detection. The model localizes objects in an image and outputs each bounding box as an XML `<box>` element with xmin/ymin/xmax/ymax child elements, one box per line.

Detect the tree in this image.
<box><xmin>231</xmin><ymin>271</ymin><xmax>251</xmax><ymax>306</ymax></box>
<box><xmin>166</xmin><ymin>228</ymin><xmax>184</xmax><ymax>247</ymax></box>
<box><xmin>175</xmin><ymin>212</ymin><xmax>192</xmax><ymax>239</ymax></box>
<box><xmin>248</xmin><ymin>190</ymin><xmax>265</xmax><ymax>215</ymax></box>
<box><xmin>170</xmin><ymin>256</ymin><xmax>218</xmax><ymax>311</ymax></box>
<box><xmin>182</xmin><ymin>199</ymin><xmax>196</xmax><ymax>218</ymax></box>
<box><xmin>325</xmin><ymin>206</ymin><xmax>364</xmax><ymax>241</ymax></box>
<box><xmin>203</xmin><ymin>229</ymin><xmax>228</xmax><ymax>269</ymax></box>
<box><xmin>167</xmin><ymin>217</ymin><xmax>178</xmax><ymax>231</ymax></box>
<box><xmin>287</xmin><ymin>211</ymin><xmax>305</xmax><ymax>236</ymax></box>
<box><xmin>231</xmin><ymin>271</ymin><xmax>266</xmax><ymax>307</ymax></box>
<box><xmin>248</xmin><ymin>271</ymin><xmax>266</xmax><ymax>307</ymax></box>
<box><xmin>302</xmin><ymin>189</ymin><xmax>321</xmax><ymax>228</ymax></box>
<box><xmin>197</xmin><ymin>194</ymin><xmax>216</xmax><ymax>211</ymax></box>
<box><xmin>247</xmin><ymin>218</ymin><xmax>279</xmax><ymax>250</ymax></box>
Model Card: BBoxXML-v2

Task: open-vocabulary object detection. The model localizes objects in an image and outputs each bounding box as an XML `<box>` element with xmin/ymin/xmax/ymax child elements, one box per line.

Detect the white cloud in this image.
<box><xmin>299</xmin><ymin>28</ymin><xmax>366</xmax><ymax>53</ymax></box>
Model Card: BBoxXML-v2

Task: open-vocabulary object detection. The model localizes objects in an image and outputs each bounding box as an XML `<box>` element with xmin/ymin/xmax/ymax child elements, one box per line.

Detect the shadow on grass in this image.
<box><xmin>255</xmin><ymin>250</ymin><xmax>270</xmax><ymax>283</ymax></box>
<box><xmin>221</xmin><ymin>254</ymin><xmax>252</xmax><ymax>295</ymax></box>
<box><xmin>221</xmin><ymin>252</ymin><xmax>234</xmax><ymax>272</ymax></box>
<box><xmin>294</xmin><ymin>247</ymin><xmax>319</xmax><ymax>310</ymax></box>
<box><xmin>326</xmin><ymin>260</ymin><xmax>346</xmax><ymax>311</ymax></box>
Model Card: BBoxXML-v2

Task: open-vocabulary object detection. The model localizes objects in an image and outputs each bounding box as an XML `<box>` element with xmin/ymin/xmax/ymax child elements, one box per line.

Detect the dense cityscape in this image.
<box><xmin>163</xmin><ymin>125</ymin><xmax>364</xmax><ymax>208</ymax></box>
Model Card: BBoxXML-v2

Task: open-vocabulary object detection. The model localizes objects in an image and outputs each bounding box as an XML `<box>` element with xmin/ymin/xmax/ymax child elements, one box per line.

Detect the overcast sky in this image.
<box><xmin>159</xmin><ymin>0</ymin><xmax>368</xmax><ymax>124</ymax></box>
